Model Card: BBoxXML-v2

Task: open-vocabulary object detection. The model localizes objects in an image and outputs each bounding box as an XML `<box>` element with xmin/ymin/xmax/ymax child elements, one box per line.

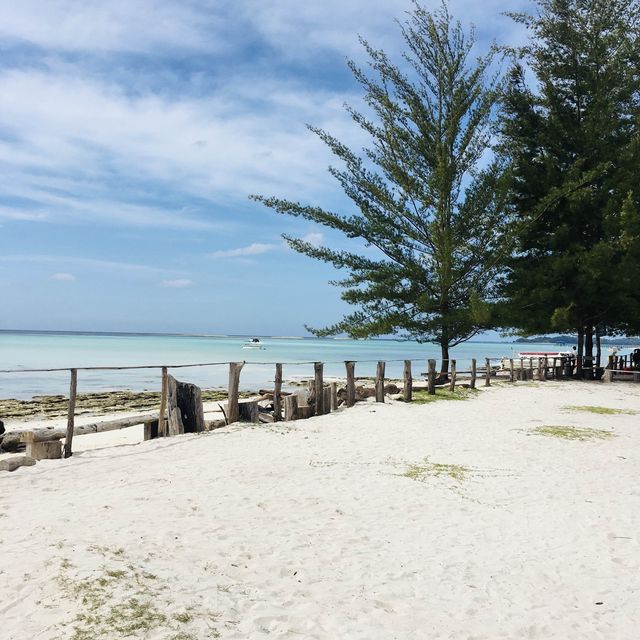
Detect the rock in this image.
<box><xmin>0</xmin><ymin>420</ymin><xmax>5</xmax><ymax>436</ymax></box>
<box><xmin>384</xmin><ymin>383</ymin><xmax>400</xmax><ymax>394</ymax></box>
<box><xmin>0</xmin><ymin>456</ymin><xmax>37</xmax><ymax>472</ymax></box>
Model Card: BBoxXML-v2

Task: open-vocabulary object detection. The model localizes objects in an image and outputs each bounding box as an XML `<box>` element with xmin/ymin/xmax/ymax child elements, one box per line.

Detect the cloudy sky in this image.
<box><xmin>0</xmin><ymin>0</ymin><xmax>531</xmax><ymax>335</ymax></box>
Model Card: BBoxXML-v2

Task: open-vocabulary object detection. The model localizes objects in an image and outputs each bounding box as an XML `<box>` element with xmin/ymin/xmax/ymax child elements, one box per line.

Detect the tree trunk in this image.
<box><xmin>439</xmin><ymin>343</ymin><xmax>450</xmax><ymax>378</ymax></box>
<box><xmin>576</xmin><ymin>327</ymin><xmax>584</xmax><ymax>378</ymax></box>
<box><xmin>584</xmin><ymin>325</ymin><xmax>594</xmax><ymax>380</ymax></box>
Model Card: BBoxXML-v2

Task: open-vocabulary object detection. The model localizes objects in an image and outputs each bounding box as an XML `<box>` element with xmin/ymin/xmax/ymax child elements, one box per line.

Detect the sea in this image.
<box><xmin>0</xmin><ymin>331</ymin><xmax>571</xmax><ymax>400</ymax></box>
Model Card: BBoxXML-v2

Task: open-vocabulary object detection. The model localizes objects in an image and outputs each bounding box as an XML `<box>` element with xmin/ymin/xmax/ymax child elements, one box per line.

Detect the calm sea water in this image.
<box><xmin>0</xmin><ymin>331</ymin><xmax>568</xmax><ymax>400</ymax></box>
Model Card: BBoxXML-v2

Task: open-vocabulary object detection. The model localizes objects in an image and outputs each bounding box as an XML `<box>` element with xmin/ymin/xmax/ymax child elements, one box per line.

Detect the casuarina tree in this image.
<box><xmin>253</xmin><ymin>2</ymin><xmax>509</xmax><ymax>374</ymax></box>
<box><xmin>500</xmin><ymin>0</ymin><xmax>640</xmax><ymax>374</ymax></box>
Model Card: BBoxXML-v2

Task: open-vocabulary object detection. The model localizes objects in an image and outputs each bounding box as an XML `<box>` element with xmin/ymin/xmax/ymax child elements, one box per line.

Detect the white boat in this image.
<box><xmin>242</xmin><ymin>337</ymin><xmax>265</xmax><ymax>349</ymax></box>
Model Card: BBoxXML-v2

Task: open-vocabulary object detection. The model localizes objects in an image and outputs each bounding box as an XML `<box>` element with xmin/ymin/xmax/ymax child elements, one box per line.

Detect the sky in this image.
<box><xmin>0</xmin><ymin>0</ymin><xmax>532</xmax><ymax>336</ymax></box>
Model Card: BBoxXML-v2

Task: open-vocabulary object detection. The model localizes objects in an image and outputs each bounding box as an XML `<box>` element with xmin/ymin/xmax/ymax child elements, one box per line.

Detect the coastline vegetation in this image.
<box><xmin>532</xmin><ymin>425</ymin><xmax>615</xmax><ymax>441</ymax></box>
<box><xmin>562</xmin><ymin>405</ymin><xmax>637</xmax><ymax>416</ymax></box>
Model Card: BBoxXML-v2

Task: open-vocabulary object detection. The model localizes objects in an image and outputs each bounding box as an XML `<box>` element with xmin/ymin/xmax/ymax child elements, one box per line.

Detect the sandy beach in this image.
<box><xmin>1</xmin><ymin>380</ymin><xmax>639</xmax><ymax>639</ymax></box>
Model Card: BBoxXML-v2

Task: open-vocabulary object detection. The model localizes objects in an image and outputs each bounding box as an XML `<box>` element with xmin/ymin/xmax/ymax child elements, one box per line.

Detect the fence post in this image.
<box><xmin>273</xmin><ymin>363</ymin><xmax>283</xmax><ymax>422</ymax></box>
<box><xmin>284</xmin><ymin>395</ymin><xmax>298</xmax><ymax>421</ymax></box>
<box><xmin>470</xmin><ymin>358</ymin><xmax>476</xmax><ymax>389</ymax></box>
<box><xmin>537</xmin><ymin>357</ymin><xmax>545</xmax><ymax>381</ymax></box>
<box><xmin>158</xmin><ymin>366</ymin><xmax>168</xmax><ymax>437</ymax></box>
<box><xmin>375</xmin><ymin>361</ymin><xmax>385</xmax><ymax>403</ymax></box>
<box><xmin>403</xmin><ymin>360</ymin><xmax>412</xmax><ymax>402</ymax></box>
<box><xmin>330</xmin><ymin>382</ymin><xmax>338</xmax><ymax>410</ymax></box>
<box><xmin>227</xmin><ymin>362</ymin><xmax>244</xmax><ymax>424</ymax></box>
<box><xmin>509</xmin><ymin>358</ymin><xmax>515</xmax><ymax>383</ymax></box>
<box><xmin>63</xmin><ymin>368</ymin><xmax>78</xmax><ymax>458</ymax></box>
<box><xmin>345</xmin><ymin>361</ymin><xmax>356</xmax><ymax>407</ymax></box>
<box><xmin>449</xmin><ymin>360</ymin><xmax>457</xmax><ymax>392</ymax></box>
<box><xmin>485</xmin><ymin>358</ymin><xmax>491</xmax><ymax>387</ymax></box>
<box><xmin>428</xmin><ymin>359</ymin><xmax>436</xmax><ymax>395</ymax></box>
<box><xmin>314</xmin><ymin>362</ymin><xmax>324</xmax><ymax>415</ymax></box>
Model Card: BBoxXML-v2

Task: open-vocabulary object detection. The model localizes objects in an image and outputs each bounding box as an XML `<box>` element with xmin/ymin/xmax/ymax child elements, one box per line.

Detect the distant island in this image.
<box><xmin>515</xmin><ymin>335</ymin><xmax>640</xmax><ymax>346</ymax></box>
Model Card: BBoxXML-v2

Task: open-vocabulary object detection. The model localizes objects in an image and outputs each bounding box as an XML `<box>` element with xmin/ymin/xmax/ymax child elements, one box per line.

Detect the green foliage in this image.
<box><xmin>499</xmin><ymin>0</ymin><xmax>640</xmax><ymax>338</ymax></box>
<box><xmin>562</xmin><ymin>405</ymin><xmax>637</xmax><ymax>415</ymax></box>
<box><xmin>403</xmin><ymin>459</ymin><xmax>468</xmax><ymax>482</ymax></box>
<box><xmin>532</xmin><ymin>425</ymin><xmax>615</xmax><ymax>440</ymax></box>
<box><xmin>253</xmin><ymin>3</ymin><xmax>510</xmax><ymax>362</ymax></box>
<box><xmin>405</xmin><ymin>386</ymin><xmax>479</xmax><ymax>403</ymax></box>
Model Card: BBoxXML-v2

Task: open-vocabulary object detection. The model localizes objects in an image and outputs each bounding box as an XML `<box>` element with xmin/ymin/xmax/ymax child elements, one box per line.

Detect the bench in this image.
<box><xmin>603</xmin><ymin>370</ymin><xmax>640</xmax><ymax>383</ymax></box>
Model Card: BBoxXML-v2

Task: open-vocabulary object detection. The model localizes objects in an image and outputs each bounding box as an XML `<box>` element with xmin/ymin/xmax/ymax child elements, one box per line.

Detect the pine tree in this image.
<box><xmin>500</xmin><ymin>0</ymin><xmax>640</xmax><ymax>374</ymax></box>
<box><xmin>253</xmin><ymin>3</ymin><xmax>509</xmax><ymax>373</ymax></box>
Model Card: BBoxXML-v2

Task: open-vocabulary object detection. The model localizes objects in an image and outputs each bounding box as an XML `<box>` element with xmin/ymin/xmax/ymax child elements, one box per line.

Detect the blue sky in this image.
<box><xmin>0</xmin><ymin>0</ymin><xmax>531</xmax><ymax>335</ymax></box>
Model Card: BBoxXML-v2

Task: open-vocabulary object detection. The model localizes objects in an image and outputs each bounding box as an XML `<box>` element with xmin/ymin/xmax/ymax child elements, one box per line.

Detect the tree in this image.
<box><xmin>499</xmin><ymin>0</ymin><xmax>640</xmax><ymax>374</ymax></box>
<box><xmin>253</xmin><ymin>2</ymin><xmax>509</xmax><ymax>374</ymax></box>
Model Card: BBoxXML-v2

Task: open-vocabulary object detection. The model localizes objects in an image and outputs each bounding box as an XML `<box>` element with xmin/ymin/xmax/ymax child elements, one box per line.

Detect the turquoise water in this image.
<box><xmin>0</xmin><ymin>331</ymin><xmax>567</xmax><ymax>399</ymax></box>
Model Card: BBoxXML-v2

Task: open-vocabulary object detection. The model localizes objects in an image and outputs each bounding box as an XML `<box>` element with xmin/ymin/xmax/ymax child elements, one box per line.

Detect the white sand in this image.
<box><xmin>1</xmin><ymin>381</ymin><xmax>639</xmax><ymax>639</ymax></box>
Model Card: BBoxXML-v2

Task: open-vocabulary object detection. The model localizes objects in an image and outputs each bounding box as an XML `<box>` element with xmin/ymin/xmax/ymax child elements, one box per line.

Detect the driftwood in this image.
<box><xmin>238</xmin><ymin>400</ymin><xmax>259</xmax><ymax>423</ymax></box>
<box><xmin>0</xmin><ymin>456</ymin><xmax>36</xmax><ymax>472</ymax></box>
<box><xmin>0</xmin><ymin>413</ymin><xmax>160</xmax><ymax>451</ymax></box>
<box><xmin>166</xmin><ymin>375</ymin><xmax>205</xmax><ymax>436</ymax></box>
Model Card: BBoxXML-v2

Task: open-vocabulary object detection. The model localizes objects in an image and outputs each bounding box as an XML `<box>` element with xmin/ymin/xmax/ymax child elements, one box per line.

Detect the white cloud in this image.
<box><xmin>50</xmin><ymin>272</ymin><xmax>75</xmax><ymax>281</ymax></box>
<box><xmin>160</xmin><ymin>279</ymin><xmax>194</xmax><ymax>288</ymax></box>
<box><xmin>210</xmin><ymin>243</ymin><xmax>279</xmax><ymax>259</ymax></box>
<box><xmin>301</xmin><ymin>232</ymin><xmax>324</xmax><ymax>247</ymax></box>
<box><xmin>0</xmin><ymin>254</ymin><xmax>180</xmax><ymax>275</ymax></box>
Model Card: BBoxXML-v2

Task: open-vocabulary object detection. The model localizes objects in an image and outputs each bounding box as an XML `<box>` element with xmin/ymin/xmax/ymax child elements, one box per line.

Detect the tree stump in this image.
<box><xmin>166</xmin><ymin>375</ymin><xmax>205</xmax><ymax>436</ymax></box>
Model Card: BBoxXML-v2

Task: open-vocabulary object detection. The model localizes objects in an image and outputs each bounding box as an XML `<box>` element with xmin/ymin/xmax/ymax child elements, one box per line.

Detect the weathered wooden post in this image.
<box><xmin>322</xmin><ymin>387</ymin><xmax>331</xmax><ymax>414</ymax></box>
<box><xmin>519</xmin><ymin>357</ymin><xmax>524</xmax><ymax>378</ymax></box>
<box><xmin>314</xmin><ymin>362</ymin><xmax>324</xmax><ymax>415</ymax></box>
<box><xmin>509</xmin><ymin>359</ymin><xmax>515</xmax><ymax>383</ymax></box>
<box><xmin>607</xmin><ymin>355</ymin><xmax>614</xmax><ymax>370</ymax></box>
<box><xmin>284</xmin><ymin>394</ymin><xmax>298</xmax><ymax>420</ymax></box>
<box><xmin>375</xmin><ymin>361</ymin><xmax>386</xmax><ymax>403</ymax></box>
<box><xmin>330</xmin><ymin>382</ymin><xmax>338</xmax><ymax>410</ymax></box>
<box><xmin>529</xmin><ymin>357</ymin><xmax>534</xmax><ymax>379</ymax></box>
<box><xmin>470</xmin><ymin>358</ymin><xmax>477</xmax><ymax>389</ymax></box>
<box><xmin>427</xmin><ymin>359</ymin><xmax>436</xmax><ymax>395</ymax></box>
<box><xmin>537</xmin><ymin>357</ymin><xmax>545</xmax><ymax>381</ymax></box>
<box><xmin>273</xmin><ymin>363</ymin><xmax>283</xmax><ymax>422</ymax></box>
<box><xmin>485</xmin><ymin>358</ymin><xmax>491</xmax><ymax>387</ymax></box>
<box><xmin>167</xmin><ymin>375</ymin><xmax>205</xmax><ymax>435</ymax></box>
<box><xmin>157</xmin><ymin>366</ymin><xmax>168</xmax><ymax>437</ymax></box>
<box><xmin>63</xmin><ymin>368</ymin><xmax>78</xmax><ymax>458</ymax></box>
<box><xmin>449</xmin><ymin>360</ymin><xmax>457</xmax><ymax>392</ymax></box>
<box><xmin>403</xmin><ymin>360</ymin><xmax>412</xmax><ymax>402</ymax></box>
<box><xmin>227</xmin><ymin>362</ymin><xmax>244</xmax><ymax>424</ymax></box>
<box><xmin>345</xmin><ymin>361</ymin><xmax>356</xmax><ymax>407</ymax></box>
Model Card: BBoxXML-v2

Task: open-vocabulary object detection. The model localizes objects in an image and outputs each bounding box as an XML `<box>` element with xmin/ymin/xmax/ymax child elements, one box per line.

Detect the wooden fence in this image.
<box><xmin>0</xmin><ymin>351</ymin><xmax>628</xmax><ymax>461</ymax></box>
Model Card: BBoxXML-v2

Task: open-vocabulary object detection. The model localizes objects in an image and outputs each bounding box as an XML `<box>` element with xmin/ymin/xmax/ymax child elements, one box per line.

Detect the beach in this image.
<box><xmin>1</xmin><ymin>380</ymin><xmax>640</xmax><ymax>639</ymax></box>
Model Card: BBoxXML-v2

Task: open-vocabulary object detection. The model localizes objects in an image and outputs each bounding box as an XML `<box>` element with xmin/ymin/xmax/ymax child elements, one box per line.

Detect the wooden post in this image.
<box><xmin>375</xmin><ymin>361</ymin><xmax>385</xmax><ymax>402</ymax></box>
<box><xmin>607</xmin><ymin>355</ymin><xmax>614</xmax><ymax>370</ymax></box>
<box><xmin>470</xmin><ymin>358</ymin><xmax>477</xmax><ymax>389</ymax></box>
<box><xmin>449</xmin><ymin>360</ymin><xmax>457</xmax><ymax>392</ymax></box>
<box><xmin>345</xmin><ymin>361</ymin><xmax>356</xmax><ymax>407</ymax></box>
<box><xmin>63</xmin><ymin>368</ymin><xmax>77</xmax><ymax>458</ymax></box>
<box><xmin>427</xmin><ymin>359</ymin><xmax>436</xmax><ymax>395</ymax></box>
<box><xmin>227</xmin><ymin>362</ymin><xmax>244</xmax><ymax>424</ymax></box>
<box><xmin>322</xmin><ymin>387</ymin><xmax>331</xmax><ymax>414</ymax></box>
<box><xmin>330</xmin><ymin>382</ymin><xmax>338</xmax><ymax>411</ymax></box>
<box><xmin>158</xmin><ymin>366</ymin><xmax>168</xmax><ymax>437</ymax></box>
<box><xmin>238</xmin><ymin>400</ymin><xmax>259</xmax><ymax>423</ymax></box>
<box><xmin>403</xmin><ymin>360</ymin><xmax>412</xmax><ymax>402</ymax></box>
<box><xmin>509</xmin><ymin>358</ymin><xmax>515</xmax><ymax>383</ymax></box>
<box><xmin>529</xmin><ymin>357</ymin><xmax>534</xmax><ymax>379</ymax></box>
<box><xmin>143</xmin><ymin>420</ymin><xmax>159</xmax><ymax>441</ymax></box>
<box><xmin>485</xmin><ymin>358</ymin><xmax>491</xmax><ymax>387</ymax></box>
<box><xmin>537</xmin><ymin>357</ymin><xmax>545</xmax><ymax>381</ymax></box>
<box><xmin>314</xmin><ymin>362</ymin><xmax>324</xmax><ymax>415</ymax></box>
<box><xmin>273</xmin><ymin>363</ymin><xmax>282</xmax><ymax>422</ymax></box>
<box><xmin>284</xmin><ymin>394</ymin><xmax>298</xmax><ymax>421</ymax></box>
